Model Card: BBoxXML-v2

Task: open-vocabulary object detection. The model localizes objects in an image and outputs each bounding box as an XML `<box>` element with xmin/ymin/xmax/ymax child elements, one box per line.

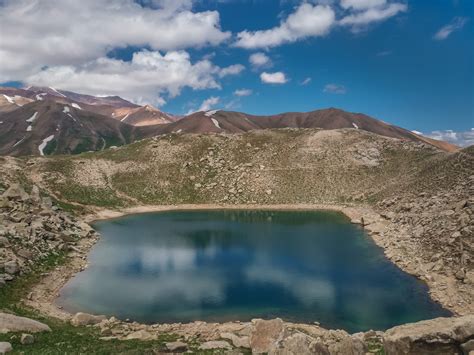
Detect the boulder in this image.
<box><xmin>383</xmin><ymin>315</ymin><xmax>474</xmax><ymax>354</ymax></box>
<box><xmin>70</xmin><ymin>312</ymin><xmax>106</xmax><ymax>326</ymax></box>
<box><xmin>2</xmin><ymin>184</ymin><xmax>29</xmax><ymax>201</ymax></box>
<box><xmin>198</xmin><ymin>340</ymin><xmax>232</xmax><ymax>350</ymax></box>
<box><xmin>0</xmin><ymin>342</ymin><xmax>12</xmax><ymax>354</ymax></box>
<box><xmin>0</xmin><ymin>313</ymin><xmax>51</xmax><ymax>333</ymax></box>
<box><xmin>220</xmin><ymin>332</ymin><xmax>250</xmax><ymax>348</ymax></box>
<box><xmin>30</xmin><ymin>185</ymin><xmax>41</xmax><ymax>204</ymax></box>
<box><xmin>269</xmin><ymin>333</ymin><xmax>314</xmax><ymax>355</ymax></box>
<box><xmin>3</xmin><ymin>260</ymin><xmax>19</xmax><ymax>274</ymax></box>
<box><xmin>20</xmin><ymin>333</ymin><xmax>34</xmax><ymax>345</ymax></box>
<box><xmin>165</xmin><ymin>341</ymin><xmax>188</xmax><ymax>352</ymax></box>
<box><xmin>124</xmin><ymin>330</ymin><xmax>156</xmax><ymax>341</ymax></box>
<box><xmin>250</xmin><ymin>318</ymin><xmax>284</xmax><ymax>354</ymax></box>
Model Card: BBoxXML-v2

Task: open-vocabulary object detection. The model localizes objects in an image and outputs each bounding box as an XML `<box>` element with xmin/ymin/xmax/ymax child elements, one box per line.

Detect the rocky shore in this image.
<box><xmin>1</xmin><ymin>177</ymin><xmax>473</xmax><ymax>353</ymax></box>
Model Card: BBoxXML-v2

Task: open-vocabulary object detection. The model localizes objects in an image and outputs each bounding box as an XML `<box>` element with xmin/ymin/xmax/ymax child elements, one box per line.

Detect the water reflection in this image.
<box><xmin>57</xmin><ymin>210</ymin><xmax>450</xmax><ymax>332</ymax></box>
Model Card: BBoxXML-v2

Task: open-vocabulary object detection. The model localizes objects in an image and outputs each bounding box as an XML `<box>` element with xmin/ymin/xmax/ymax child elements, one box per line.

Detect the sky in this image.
<box><xmin>0</xmin><ymin>0</ymin><xmax>473</xmax><ymax>146</ymax></box>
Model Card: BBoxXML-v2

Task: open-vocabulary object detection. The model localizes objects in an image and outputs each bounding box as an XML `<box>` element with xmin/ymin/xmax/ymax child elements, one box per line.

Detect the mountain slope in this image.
<box><xmin>138</xmin><ymin>108</ymin><xmax>460</xmax><ymax>152</ymax></box>
<box><xmin>0</xmin><ymin>100</ymin><xmax>137</xmax><ymax>156</ymax></box>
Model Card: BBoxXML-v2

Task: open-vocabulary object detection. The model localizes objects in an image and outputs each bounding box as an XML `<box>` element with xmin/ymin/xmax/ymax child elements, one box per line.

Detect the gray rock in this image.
<box><xmin>462</xmin><ymin>339</ymin><xmax>474</xmax><ymax>354</ymax></box>
<box><xmin>250</xmin><ymin>318</ymin><xmax>284</xmax><ymax>354</ymax></box>
<box><xmin>70</xmin><ymin>312</ymin><xmax>106</xmax><ymax>326</ymax></box>
<box><xmin>383</xmin><ymin>315</ymin><xmax>474</xmax><ymax>354</ymax></box>
<box><xmin>0</xmin><ymin>313</ymin><xmax>51</xmax><ymax>333</ymax></box>
<box><xmin>2</xmin><ymin>184</ymin><xmax>29</xmax><ymax>201</ymax></box>
<box><xmin>124</xmin><ymin>330</ymin><xmax>156</xmax><ymax>341</ymax></box>
<box><xmin>30</xmin><ymin>185</ymin><xmax>41</xmax><ymax>204</ymax></box>
<box><xmin>20</xmin><ymin>333</ymin><xmax>34</xmax><ymax>345</ymax></box>
<box><xmin>165</xmin><ymin>341</ymin><xmax>188</xmax><ymax>352</ymax></box>
<box><xmin>0</xmin><ymin>342</ymin><xmax>12</xmax><ymax>354</ymax></box>
<box><xmin>3</xmin><ymin>261</ymin><xmax>19</xmax><ymax>275</ymax></box>
<box><xmin>220</xmin><ymin>332</ymin><xmax>250</xmax><ymax>348</ymax></box>
<box><xmin>198</xmin><ymin>340</ymin><xmax>232</xmax><ymax>350</ymax></box>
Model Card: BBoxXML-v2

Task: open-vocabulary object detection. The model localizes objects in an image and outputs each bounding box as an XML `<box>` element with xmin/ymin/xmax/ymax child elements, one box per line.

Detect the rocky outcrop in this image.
<box><xmin>0</xmin><ymin>313</ymin><xmax>51</xmax><ymax>333</ymax></box>
<box><xmin>383</xmin><ymin>315</ymin><xmax>474</xmax><ymax>354</ymax></box>
<box><xmin>0</xmin><ymin>183</ymin><xmax>97</xmax><ymax>288</ymax></box>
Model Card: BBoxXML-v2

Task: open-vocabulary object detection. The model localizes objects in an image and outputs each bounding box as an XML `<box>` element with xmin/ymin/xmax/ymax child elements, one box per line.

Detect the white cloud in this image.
<box><xmin>260</xmin><ymin>72</ymin><xmax>288</xmax><ymax>84</ymax></box>
<box><xmin>234</xmin><ymin>89</ymin><xmax>253</xmax><ymax>96</ymax></box>
<box><xmin>218</xmin><ymin>64</ymin><xmax>245</xmax><ymax>78</ymax></box>
<box><xmin>25</xmin><ymin>50</ymin><xmax>223</xmax><ymax>106</ymax></box>
<box><xmin>424</xmin><ymin>129</ymin><xmax>474</xmax><ymax>147</ymax></box>
<box><xmin>235</xmin><ymin>4</ymin><xmax>335</xmax><ymax>49</ymax></box>
<box><xmin>339</xmin><ymin>2</ymin><xmax>407</xmax><ymax>28</ymax></box>
<box><xmin>300</xmin><ymin>77</ymin><xmax>312</xmax><ymax>85</ymax></box>
<box><xmin>0</xmin><ymin>0</ymin><xmax>230</xmax><ymax>82</ymax></box>
<box><xmin>340</xmin><ymin>0</ymin><xmax>387</xmax><ymax>10</ymax></box>
<box><xmin>323</xmin><ymin>83</ymin><xmax>347</xmax><ymax>94</ymax></box>
<box><xmin>249</xmin><ymin>52</ymin><xmax>271</xmax><ymax>68</ymax></box>
<box><xmin>197</xmin><ymin>96</ymin><xmax>220</xmax><ymax>112</ymax></box>
<box><xmin>433</xmin><ymin>17</ymin><xmax>468</xmax><ymax>41</ymax></box>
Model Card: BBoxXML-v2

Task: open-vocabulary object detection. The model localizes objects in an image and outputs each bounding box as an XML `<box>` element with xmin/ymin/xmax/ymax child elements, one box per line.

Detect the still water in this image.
<box><xmin>57</xmin><ymin>210</ymin><xmax>450</xmax><ymax>332</ymax></box>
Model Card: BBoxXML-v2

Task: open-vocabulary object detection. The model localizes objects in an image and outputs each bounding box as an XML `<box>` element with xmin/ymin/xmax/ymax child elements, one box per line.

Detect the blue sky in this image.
<box><xmin>0</xmin><ymin>0</ymin><xmax>472</xmax><ymax>141</ymax></box>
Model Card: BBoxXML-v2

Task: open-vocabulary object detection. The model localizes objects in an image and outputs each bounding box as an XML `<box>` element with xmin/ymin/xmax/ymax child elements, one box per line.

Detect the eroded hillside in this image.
<box><xmin>26</xmin><ymin>128</ymin><xmax>445</xmax><ymax>208</ymax></box>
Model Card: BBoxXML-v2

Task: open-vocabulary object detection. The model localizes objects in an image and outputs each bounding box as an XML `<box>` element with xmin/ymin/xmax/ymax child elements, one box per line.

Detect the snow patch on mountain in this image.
<box><xmin>26</xmin><ymin>125</ymin><xmax>33</xmax><ymax>132</ymax></box>
<box><xmin>211</xmin><ymin>118</ymin><xmax>222</xmax><ymax>129</ymax></box>
<box><xmin>38</xmin><ymin>135</ymin><xmax>55</xmax><ymax>156</ymax></box>
<box><xmin>352</xmin><ymin>123</ymin><xmax>359</xmax><ymax>129</ymax></box>
<box><xmin>72</xmin><ymin>103</ymin><xmax>82</xmax><ymax>110</ymax></box>
<box><xmin>50</xmin><ymin>87</ymin><xmax>66</xmax><ymax>97</ymax></box>
<box><xmin>205</xmin><ymin>110</ymin><xmax>219</xmax><ymax>117</ymax></box>
<box><xmin>63</xmin><ymin>106</ymin><xmax>70</xmax><ymax>113</ymax></box>
<box><xmin>2</xmin><ymin>94</ymin><xmax>15</xmax><ymax>104</ymax></box>
<box><xmin>26</xmin><ymin>112</ymin><xmax>38</xmax><ymax>123</ymax></box>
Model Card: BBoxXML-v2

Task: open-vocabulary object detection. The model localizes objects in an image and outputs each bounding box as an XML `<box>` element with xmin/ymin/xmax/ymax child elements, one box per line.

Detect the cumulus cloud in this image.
<box><xmin>25</xmin><ymin>50</ymin><xmax>224</xmax><ymax>106</ymax></box>
<box><xmin>249</xmin><ymin>52</ymin><xmax>272</xmax><ymax>68</ymax></box>
<box><xmin>235</xmin><ymin>4</ymin><xmax>335</xmax><ymax>49</ymax></box>
<box><xmin>218</xmin><ymin>64</ymin><xmax>245</xmax><ymax>78</ymax></box>
<box><xmin>424</xmin><ymin>129</ymin><xmax>474</xmax><ymax>147</ymax></box>
<box><xmin>339</xmin><ymin>2</ymin><xmax>408</xmax><ymax>29</ymax></box>
<box><xmin>433</xmin><ymin>17</ymin><xmax>469</xmax><ymax>41</ymax></box>
<box><xmin>0</xmin><ymin>0</ymin><xmax>230</xmax><ymax>82</ymax></box>
<box><xmin>323</xmin><ymin>83</ymin><xmax>347</xmax><ymax>94</ymax></box>
<box><xmin>234</xmin><ymin>1</ymin><xmax>407</xmax><ymax>49</ymax></box>
<box><xmin>197</xmin><ymin>96</ymin><xmax>220</xmax><ymax>112</ymax></box>
<box><xmin>234</xmin><ymin>89</ymin><xmax>253</xmax><ymax>96</ymax></box>
<box><xmin>260</xmin><ymin>72</ymin><xmax>288</xmax><ymax>84</ymax></box>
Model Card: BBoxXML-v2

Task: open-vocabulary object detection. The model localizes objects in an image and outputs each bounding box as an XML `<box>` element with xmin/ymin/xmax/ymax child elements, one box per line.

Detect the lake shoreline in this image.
<box><xmin>24</xmin><ymin>202</ymin><xmax>470</xmax><ymax>332</ymax></box>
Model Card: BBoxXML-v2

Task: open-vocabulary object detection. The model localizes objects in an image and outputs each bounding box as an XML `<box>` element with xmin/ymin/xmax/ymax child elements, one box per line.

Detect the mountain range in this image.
<box><xmin>0</xmin><ymin>86</ymin><xmax>458</xmax><ymax>156</ymax></box>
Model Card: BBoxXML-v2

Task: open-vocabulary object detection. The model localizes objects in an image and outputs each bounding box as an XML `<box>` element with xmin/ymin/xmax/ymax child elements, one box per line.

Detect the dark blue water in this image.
<box><xmin>57</xmin><ymin>210</ymin><xmax>450</xmax><ymax>332</ymax></box>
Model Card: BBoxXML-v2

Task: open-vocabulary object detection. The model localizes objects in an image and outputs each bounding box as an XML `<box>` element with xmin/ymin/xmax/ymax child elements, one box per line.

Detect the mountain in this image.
<box><xmin>0</xmin><ymin>100</ymin><xmax>140</xmax><ymax>156</ymax></box>
<box><xmin>0</xmin><ymin>87</ymin><xmax>459</xmax><ymax>156</ymax></box>
<box><xmin>138</xmin><ymin>109</ymin><xmax>460</xmax><ymax>152</ymax></box>
<box><xmin>0</xmin><ymin>86</ymin><xmax>176</xmax><ymax>127</ymax></box>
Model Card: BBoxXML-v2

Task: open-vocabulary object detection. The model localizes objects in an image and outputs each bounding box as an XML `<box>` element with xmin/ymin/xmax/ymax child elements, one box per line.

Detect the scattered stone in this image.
<box><xmin>0</xmin><ymin>342</ymin><xmax>12</xmax><ymax>354</ymax></box>
<box><xmin>220</xmin><ymin>332</ymin><xmax>250</xmax><ymax>348</ymax></box>
<box><xmin>0</xmin><ymin>313</ymin><xmax>51</xmax><ymax>333</ymax></box>
<box><xmin>165</xmin><ymin>341</ymin><xmax>188</xmax><ymax>352</ymax></box>
<box><xmin>198</xmin><ymin>340</ymin><xmax>232</xmax><ymax>350</ymax></box>
<box><xmin>2</xmin><ymin>184</ymin><xmax>29</xmax><ymax>201</ymax></box>
<box><xmin>20</xmin><ymin>333</ymin><xmax>34</xmax><ymax>345</ymax></box>
<box><xmin>124</xmin><ymin>330</ymin><xmax>156</xmax><ymax>341</ymax></box>
<box><xmin>70</xmin><ymin>312</ymin><xmax>107</xmax><ymax>326</ymax></box>
<box><xmin>3</xmin><ymin>261</ymin><xmax>19</xmax><ymax>275</ymax></box>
